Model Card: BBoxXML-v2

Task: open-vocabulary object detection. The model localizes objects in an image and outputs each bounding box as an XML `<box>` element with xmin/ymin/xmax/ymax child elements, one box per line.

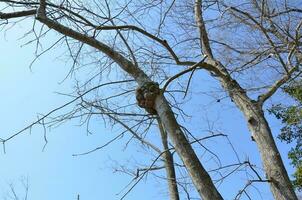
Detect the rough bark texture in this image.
<box><xmin>249</xmin><ymin>109</ymin><xmax>297</xmax><ymax>200</ymax></box>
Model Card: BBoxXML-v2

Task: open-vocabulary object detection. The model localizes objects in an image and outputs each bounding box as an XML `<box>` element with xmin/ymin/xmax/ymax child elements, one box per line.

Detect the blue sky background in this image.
<box><xmin>0</xmin><ymin>24</ymin><xmax>156</xmax><ymax>200</ymax></box>
<box><xmin>0</xmin><ymin>15</ymin><xmax>298</xmax><ymax>200</ymax></box>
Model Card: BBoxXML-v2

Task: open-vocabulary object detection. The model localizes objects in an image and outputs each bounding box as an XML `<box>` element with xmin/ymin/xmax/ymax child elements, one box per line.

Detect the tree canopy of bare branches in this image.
<box><xmin>0</xmin><ymin>0</ymin><xmax>301</xmax><ymax>200</ymax></box>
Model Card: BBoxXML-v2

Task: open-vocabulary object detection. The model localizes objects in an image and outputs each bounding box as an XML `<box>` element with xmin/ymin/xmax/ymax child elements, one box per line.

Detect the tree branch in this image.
<box><xmin>0</xmin><ymin>9</ymin><xmax>36</xmax><ymax>19</ymax></box>
<box><xmin>162</xmin><ymin>57</ymin><xmax>207</xmax><ymax>93</ymax></box>
<box><xmin>35</xmin><ymin>4</ymin><xmax>149</xmax><ymax>85</ymax></box>
<box><xmin>95</xmin><ymin>25</ymin><xmax>194</xmax><ymax>66</ymax></box>
<box><xmin>157</xmin><ymin>117</ymin><xmax>180</xmax><ymax>200</ymax></box>
<box><xmin>258</xmin><ymin>66</ymin><xmax>298</xmax><ymax>104</ymax></box>
<box><xmin>194</xmin><ymin>0</ymin><xmax>214</xmax><ymax>58</ymax></box>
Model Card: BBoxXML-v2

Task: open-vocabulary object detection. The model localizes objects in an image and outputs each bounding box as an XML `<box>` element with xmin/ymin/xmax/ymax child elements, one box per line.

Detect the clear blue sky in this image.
<box><xmin>0</xmin><ymin>17</ymin><xmax>296</xmax><ymax>200</ymax></box>
<box><xmin>0</xmin><ymin>23</ymin><xmax>161</xmax><ymax>200</ymax></box>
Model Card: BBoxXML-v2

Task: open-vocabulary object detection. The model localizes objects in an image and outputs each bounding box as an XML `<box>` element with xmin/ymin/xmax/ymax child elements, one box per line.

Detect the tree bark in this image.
<box><xmin>242</xmin><ymin>103</ymin><xmax>297</xmax><ymax>200</ymax></box>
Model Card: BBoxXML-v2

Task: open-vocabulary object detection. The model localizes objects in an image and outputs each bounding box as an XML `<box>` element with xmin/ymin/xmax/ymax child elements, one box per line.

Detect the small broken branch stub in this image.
<box><xmin>136</xmin><ymin>82</ymin><xmax>160</xmax><ymax>114</ymax></box>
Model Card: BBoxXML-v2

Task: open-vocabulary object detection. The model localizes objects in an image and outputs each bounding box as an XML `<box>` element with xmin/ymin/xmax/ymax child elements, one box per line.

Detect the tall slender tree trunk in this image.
<box><xmin>158</xmin><ymin>118</ymin><xmax>180</xmax><ymax>200</ymax></box>
<box><xmin>194</xmin><ymin>0</ymin><xmax>298</xmax><ymax>196</ymax></box>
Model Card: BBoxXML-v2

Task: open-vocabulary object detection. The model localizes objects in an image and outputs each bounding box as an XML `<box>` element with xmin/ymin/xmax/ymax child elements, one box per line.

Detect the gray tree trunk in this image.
<box><xmin>243</xmin><ymin>103</ymin><xmax>297</xmax><ymax>200</ymax></box>
<box><xmin>222</xmin><ymin>76</ymin><xmax>298</xmax><ymax>200</ymax></box>
<box><xmin>158</xmin><ymin>118</ymin><xmax>180</xmax><ymax>200</ymax></box>
<box><xmin>155</xmin><ymin>96</ymin><xmax>223</xmax><ymax>200</ymax></box>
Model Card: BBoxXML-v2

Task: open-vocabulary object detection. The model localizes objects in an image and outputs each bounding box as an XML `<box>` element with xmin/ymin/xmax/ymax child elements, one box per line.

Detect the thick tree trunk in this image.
<box><xmin>243</xmin><ymin>104</ymin><xmax>297</xmax><ymax>200</ymax></box>
<box><xmin>224</xmin><ymin>78</ymin><xmax>298</xmax><ymax>200</ymax></box>
<box><xmin>155</xmin><ymin>95</ymin><xmax>223</xmax><ymax>200</ymax></box>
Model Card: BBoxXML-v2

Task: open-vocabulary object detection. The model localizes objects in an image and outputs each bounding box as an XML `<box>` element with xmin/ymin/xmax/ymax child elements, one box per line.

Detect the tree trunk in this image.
<box><xmin>243</xmin><ymin>103</ymin><xmax>297</xmax><ymax>200</ymax></box>
<box><xmin>158</xmin><ymin>118</ymin><xmax>180</xmax><ymax>200</ymax></box>
<box><xmin>155</xmin><ymin>95</ymin><xmax>223</xmax><ymax>200</ymax></box>
<box><xmin>224</xmin><ymin>78</ymin><xmax>298</xmax><ymax>200</ymax></box>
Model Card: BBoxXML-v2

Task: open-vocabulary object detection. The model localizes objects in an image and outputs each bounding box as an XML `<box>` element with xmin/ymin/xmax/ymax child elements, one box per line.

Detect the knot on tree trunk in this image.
<box><xmin>136</xmin><ymin>82</ymin><xmax>160</xmax><ymax>114</ymax></box>
<box><xmin>248</xmin><ymin>116</ymin><xmax>258</xmax><ymax>126</ymax></box>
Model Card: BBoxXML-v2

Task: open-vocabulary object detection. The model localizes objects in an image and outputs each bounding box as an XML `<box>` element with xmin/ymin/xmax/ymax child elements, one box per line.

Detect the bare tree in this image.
<box><xmin>192</xmin><ymin>1</ymin><xmax>301</xmax><ymax>200</ymax></box>
<box><xmin>0</xmin><ymin>0</ymin><xmax>301</xmax><ymax>200</ymax></box>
